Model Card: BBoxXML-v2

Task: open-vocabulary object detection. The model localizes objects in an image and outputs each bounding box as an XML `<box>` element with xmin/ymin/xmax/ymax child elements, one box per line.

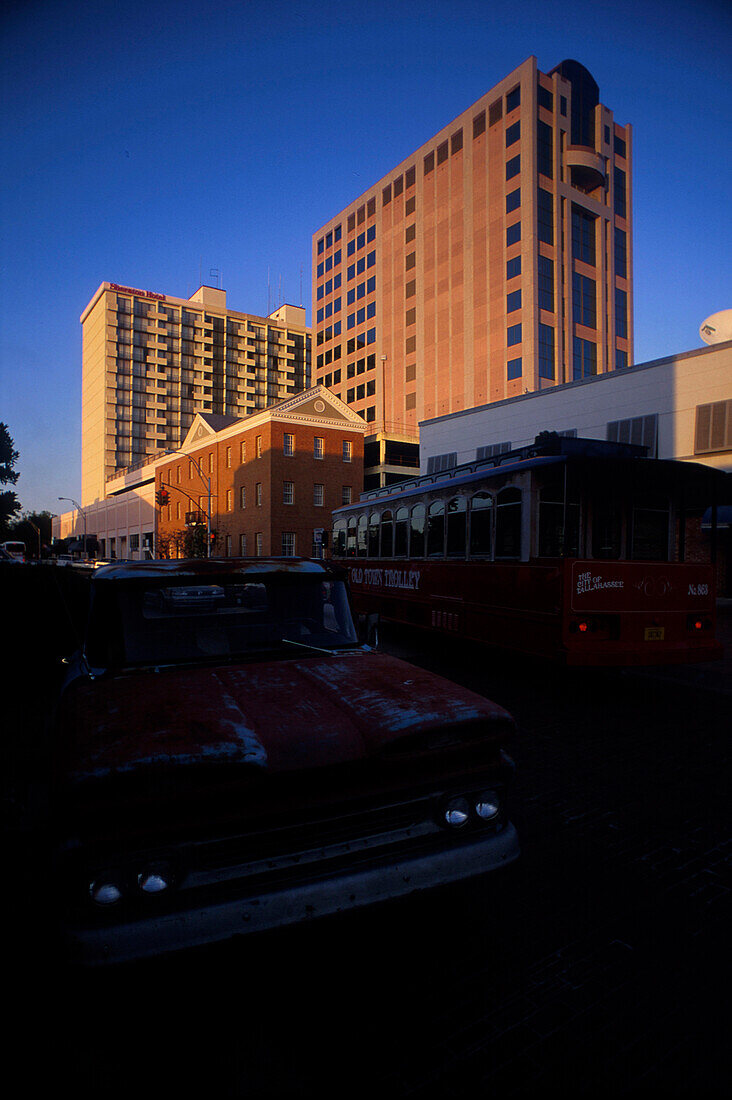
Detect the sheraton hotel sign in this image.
<box><xmin>109</xmin><ymin>282</ymin><xmax>166</xmax><ymax>302</ymax></box>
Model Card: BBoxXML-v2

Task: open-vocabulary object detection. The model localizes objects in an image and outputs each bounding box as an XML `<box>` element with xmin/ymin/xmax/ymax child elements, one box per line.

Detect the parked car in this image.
<box><xmin>51</xmin><ymin>558</ymin><xmax>519</xmax><ymax>965</ymax></box>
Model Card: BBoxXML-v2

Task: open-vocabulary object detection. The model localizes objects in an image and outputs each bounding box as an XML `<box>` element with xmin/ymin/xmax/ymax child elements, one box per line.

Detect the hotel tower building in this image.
<box><xmin>81</xmin><ymin>283</ymin><xmax>311</xmax><ymax>505</ymax></box>
<box><xmin>312</xmin><ymin>57</ymin><xmax>632</xmax><ymax>487</ymax></box>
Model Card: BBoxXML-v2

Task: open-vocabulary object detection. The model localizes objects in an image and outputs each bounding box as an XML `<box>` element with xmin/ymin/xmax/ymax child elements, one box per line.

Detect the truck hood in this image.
<box><xmin>57</xmin><ymin>652</ymin><xmax>512</xmax><ymax>784</ymax></box>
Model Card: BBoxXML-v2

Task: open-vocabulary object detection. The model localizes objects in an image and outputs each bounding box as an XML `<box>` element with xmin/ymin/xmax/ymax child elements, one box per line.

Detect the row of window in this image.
<box><xmin>334</xmin><ymin>489</ymin><xmax>523</xmax><ymax>560</ymax></box>
<box><xmin>231</xmin><ymin>482</ymin><xmax>353</xmax><ymax>510</ymax></box>
<box><xmin>336</xmin><ymin>484</ymin><xmax>671</xmax><ymax>563</ymax></box>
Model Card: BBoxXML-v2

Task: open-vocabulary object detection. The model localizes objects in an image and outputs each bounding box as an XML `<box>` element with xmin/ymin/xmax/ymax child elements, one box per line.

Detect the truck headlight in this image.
<box><xmin>474</xmin><ymin>791</ymin><xmax>501</xmax><ymax>821</ymax></box>
<box><xmin>443</xmin><ymin>797</ymin><xmax>470</xmax><ymax>827</ymax></box>
<box><xmin>89</xmin><ymin>880</ymin><xmax>123</xmax><ymax>906</ymax></box>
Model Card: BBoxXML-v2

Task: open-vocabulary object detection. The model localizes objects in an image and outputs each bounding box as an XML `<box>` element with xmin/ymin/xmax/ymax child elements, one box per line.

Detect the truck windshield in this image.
<box><xmin>88</xmin><ymin>576</ymin><xmax>359</xmax><ymax>668</ymax></box>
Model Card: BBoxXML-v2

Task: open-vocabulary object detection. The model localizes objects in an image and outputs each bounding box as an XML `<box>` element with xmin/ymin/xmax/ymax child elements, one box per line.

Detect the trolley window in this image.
<box><xmin>446</xmin><ymin>497</ymin><xmax>467</xmax><ymax>557</ymax></box>
<box><xmin>495</xmin><ymin>488</ymin><xmax>522</xmax><ymax>558</ymax></box>
<box><xmin>631</xmin><ymin>496</ymin><xmax>670</xmax><ymax>561</ymax></box>
<box><xmin>469</xmin><ymin>492</ymin><xmax>493</xmax><ymax>557</ymax></box>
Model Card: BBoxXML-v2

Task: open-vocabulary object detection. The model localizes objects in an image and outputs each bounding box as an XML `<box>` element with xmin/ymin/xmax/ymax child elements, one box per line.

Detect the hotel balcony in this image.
<box><xmin>565</xmin><ymin>145</ymin><xmax>606</xmax><ymax>193</ymax></box>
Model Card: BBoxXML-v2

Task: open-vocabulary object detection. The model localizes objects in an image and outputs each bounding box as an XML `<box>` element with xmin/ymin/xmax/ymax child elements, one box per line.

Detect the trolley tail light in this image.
<box><xmin>568</xmin><ymin>615</ymin><xmax>620</xmax><ymax>640</ymax></box>
<box><xmin>687</xmin><ymin>615</ymin><xmax>712</xmax><ymax>632</ymax></box>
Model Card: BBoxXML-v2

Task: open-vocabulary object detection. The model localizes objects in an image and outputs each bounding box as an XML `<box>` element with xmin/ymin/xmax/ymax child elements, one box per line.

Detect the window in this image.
<box><xmin>507</xmin><ymin>255</ymin><xmax>521</xmax><ymax>280</ymax></box>
<box><xmin>314</xmin><ymin>483</ymin><xmax>324</xmax><ymax>507</ymax></box>
<box><xmin>537</xmin><ymin>83</ymin><xmax>553</xmax><ymax>111</ymax></box>
<box><xmin>615</xmin><ymin>287</ymin><xmax>628</xmax><ymax>338</ymax></box>
<box><xmin>342</xmin><ymin>485</ymin><xmax>352</xmax><ymax>505</ymax></box>
<box><xmin>255</xmin><ymin>533</ymin><xmax>263</xmax><ymax>557</ymax></box>
<box><xmin>631</xmin><ymin>497</ymin><xmax>669</xmax><ymax>561</ymax></box>
<box><xmin>573</xmin><ymin>273</ymin><xmax>597</xmax><ymax>328</ymax></box>
<box><xmin>427</xmin><ymin>501</ymin><xmax>445</xmax><ymax>557</ymax></box>
<box><xmin>410</xmin><ymin>505</ymin><xmax>426</xmax><ymax>556</ymax></box>
<box><xmin>694</xmin><ymin>400</ymin><xmax>732</xmax><ymax>454</ymax></box>
<box><xmin>282</xmin><ymin>532</ymin><xmax>296</xmax><ymax>557</ymax></box>
<box><xmin>240</xmin><ymin>487</ymin><xmax>246</xmax><ymax>509</ymax></box>
<box><xmin>615</xmin><ymin>349</ymin><xmax>628</xmax><ymax>370</ymax></box>
<box><xmin>226</xmin><ymin>446</ymin><xmax>231</xmax><ymax>468</ymax></box>
<box><xmin>473</xmin><ymin>110</ymin><xmax>486</xmax><ymax>138</ymax></box>
<box><xmin>573</xmin><ymin>337</ymin><xmax>597</xmax><ymax>379</ymax></box>
<box><xmin>614</xmin><ymin>134</ymin><xmax>627</xmax><ymax>159</ymax></box>
<box><xmin>381</xmin><ymin>511</ymin><xmax>394</xmax><ymax>557</ymax></box>
<box><xmin>614</xmin><ymin>227</ymin><xmax>627</xmax><ymax>279</ymax></box>
<box><xmin>506</xmin><ymin>188</ymin><xmax>520</xmax><ymax>213</ymax></box>
<box><xmin>314</xmin><ymin>437</ymin><xmax>324</xmax><ymax>459</ymax></box>
<box><xmin>477</xmin><ymin>442</ymin><xmax>511</xmax><ymax>460</ymax></box>
<box><xmin>256</xmin><ymin>483</ymin><xmax>262</xmax><ymax>506</ymax></box>
<box><xmin>507</xmin><ymin>357</ymin><xmax>522</xmax><ymax>380</ymax></box>
<box><xmin>283</xmin><ymin>481</ymin><xmax>294</xmax><ymax>504</ymax></box>
<box><xmin>470</xmin><ymin>493</ymin><xmax>493</xmax><ymax>556</ymax></box>
<box><xmin>239</xmin><ymin>534</ymin><xmax>247</xmax><ymax>556</ymax></box>
<box><xmin>506</xmin><ymin>85</ymin><xmax>520</xmax><ymax>112</ymax></box>
<box><xmin>495</xmin><ymin>488</ymin><xmax>522</xmax><ymax>558</ymax></box>
<box><xmin>506</xmin><ymin>120</ymin><xmax>520</xmax><ymax>147</ymax></box>
<box><xmin>538</xmin><ymin>188</ymin><xmax>553</xmax><ymax>245</ymax></box>
<box><xmin>507</xmin><ymin>289</ymin><xmax>522</xmax><ymax>313</ymax></box>
<box><xmin>538</xmin><ymin>254</ymin><xmax>554</xmax><ymax>312</ymax></box>
<box><xmin>506</xmin><ymin>222</ymin><xmax>521</xmax><ymax>247</ymax></box>
<box><xmin>614</xmin><ymin>166</ymin><xmax>627</xmax><ymax>218</ymax></box>
<box><xmin>608</xmin><ymin>415</ymin><xmax>658</xmax><ymax>456</ymax></box>
<box><xmin>283</xmin><ymin>432</ymin><xmax>294</xmax><ymax>456</ymax></box>
<box><xmin>507</xmin><ymin>323</ymin><xmax>522</xmax><ymax>347</ymax></box>
<box><xmin>572</xmin><ymin>206</ymin><xmax>596</xmax><ymax>264</ymax></box>
<box><xmin>426</xmin><ymin>452</ymin><xmax>457</xmax><ymax>474</ymax></box>
<box><xmin>537</xmin><ymin>120</ymin><xmax>553</xmax><ymax>179</ymax></box>
<box><xmin>539</xmin><ymin>324</ymin><xmax>555</xmax><ymax>379</ymax></box>
<box><xmin>538</xmin><ymin>479</ymin><xmax>580</xmax><ymax>557</ymax></box>
<box><xmin>506</xmin><ymin>154</ymin><xmax>520</xmax><ymax>180</ymax></box>
<box><xmin>256</xmin><ymin>435</ymin><xmax>262</xmax><ymax>458</ymax></box>
<box><xmin>343</xmin><ymin>440</ymin><xmax>352</xmax><ymax>463</ymax></box>
<box><xmin>226</xmin><ymin>489</ymin><xmax>233</xmax><ymax>512</ymax></box>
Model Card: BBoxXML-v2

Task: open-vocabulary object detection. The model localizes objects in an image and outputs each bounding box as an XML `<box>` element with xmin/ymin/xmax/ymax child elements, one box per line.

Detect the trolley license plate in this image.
<box><xmin>644</xmin><ymin>626</ymin><xmax>665</xmax><ymax>642</ymax></box>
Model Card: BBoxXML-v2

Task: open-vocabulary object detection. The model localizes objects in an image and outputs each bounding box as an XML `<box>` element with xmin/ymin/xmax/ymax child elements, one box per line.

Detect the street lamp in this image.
<box><xmin>58</xmin><ymin>497</ymin><xmax>87</xmax><ymax>557</ymax></box>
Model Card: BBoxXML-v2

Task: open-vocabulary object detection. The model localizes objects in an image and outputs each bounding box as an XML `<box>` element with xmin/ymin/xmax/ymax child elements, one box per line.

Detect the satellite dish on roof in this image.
<box><xmin>699</xmin><ymin>309</ymin><xmax>732</xmax><ymax>345</ymax></box>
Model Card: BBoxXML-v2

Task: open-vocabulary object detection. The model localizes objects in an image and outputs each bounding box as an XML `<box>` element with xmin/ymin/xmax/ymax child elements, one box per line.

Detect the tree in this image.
<box><xmin>8</xmin><ymin>510</ymin><xmax>54</xmax><ymax>559</ymax></box>
<box><xmin>0</xmin><ymin>423</ymin><xmax>21</xmax><ymax>537</ymax></box>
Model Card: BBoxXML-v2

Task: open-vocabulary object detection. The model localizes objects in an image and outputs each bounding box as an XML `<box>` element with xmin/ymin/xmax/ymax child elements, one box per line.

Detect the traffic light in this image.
<box><xmin>156</xmin><ymin>488</ymin><xmax>170</xmax><ymax>506</ymax></box>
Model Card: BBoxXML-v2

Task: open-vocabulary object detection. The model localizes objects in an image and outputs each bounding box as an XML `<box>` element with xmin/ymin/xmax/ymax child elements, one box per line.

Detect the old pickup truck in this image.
<box><xmin>52</xmin><ymin>558</ymin><xmax>519</xmax><ymax>964</ymax></box>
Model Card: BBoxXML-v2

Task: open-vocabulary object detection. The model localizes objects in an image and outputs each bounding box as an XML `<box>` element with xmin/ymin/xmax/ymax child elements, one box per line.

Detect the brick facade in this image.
<box><xmin>155</xmin><ymin>387</ymin><xmax>365</xmax><ymax>559</ymax></box>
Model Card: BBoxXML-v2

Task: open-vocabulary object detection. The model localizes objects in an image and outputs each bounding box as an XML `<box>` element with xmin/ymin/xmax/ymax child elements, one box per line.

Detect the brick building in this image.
<box><xmin>155</xmin><ymin>387</ymin><xmax>366</xmax><ymax>559</ymax></box>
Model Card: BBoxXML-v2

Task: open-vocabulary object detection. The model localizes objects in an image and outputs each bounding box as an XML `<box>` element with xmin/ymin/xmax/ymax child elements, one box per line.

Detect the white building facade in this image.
<box><xmin>420</xmin><ymin>341</ymin><xmax>732</xmax><ymax>474</ymax></box>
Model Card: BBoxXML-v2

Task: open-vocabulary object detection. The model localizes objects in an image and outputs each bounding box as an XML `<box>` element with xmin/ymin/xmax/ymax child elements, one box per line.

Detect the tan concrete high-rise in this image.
<box><xmin>81</xmin><ymin>282</ymin><xmax>311</xmax><ymax>505</ymax></box>
<box><xmin>312</xmin><ymin>57</ymin><xmax>632</xmax><ymax>488</ymax></box>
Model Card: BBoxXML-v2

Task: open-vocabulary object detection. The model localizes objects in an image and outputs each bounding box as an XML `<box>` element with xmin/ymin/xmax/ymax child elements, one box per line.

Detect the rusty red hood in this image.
<box><xmin>57</xmin><ymin>652</ymin><xmax>512</xmax><ymax>784</ymax></box>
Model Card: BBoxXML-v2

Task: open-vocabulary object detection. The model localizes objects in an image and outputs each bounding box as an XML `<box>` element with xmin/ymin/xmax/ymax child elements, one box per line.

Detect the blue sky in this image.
<box><xmin>1</xmin><ymin>0</ymin><xmax>730</xmax><ymax>515</ymax></box>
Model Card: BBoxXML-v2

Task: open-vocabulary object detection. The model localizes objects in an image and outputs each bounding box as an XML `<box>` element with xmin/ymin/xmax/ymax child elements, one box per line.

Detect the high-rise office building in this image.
<box><xmin>312</xmin><ymin>57</ymin><xmax>632</xmax><ymax>488</ymax></box>
<box><xmin>81</xmin><ymin>282</ymin><xmax>311</xmax><ymax>505</ymax></box>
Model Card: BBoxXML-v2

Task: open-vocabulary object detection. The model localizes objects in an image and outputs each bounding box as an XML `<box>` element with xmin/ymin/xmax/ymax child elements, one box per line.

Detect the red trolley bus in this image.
<box><xmin>332</xmin><ymin>434</ymin><xmax>726</xmax><ymax>667</ymax></box>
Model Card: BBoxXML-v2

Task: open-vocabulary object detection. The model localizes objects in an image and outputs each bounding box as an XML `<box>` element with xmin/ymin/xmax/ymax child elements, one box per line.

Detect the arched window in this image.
<box><xmin>410</xmin><ymin>504</ymin><xmax>426</xmax><ymax>557</ymax></box>
<box><xmin>357</xmin><ymin>514</ymin><xmax>368</xmax><ymax>557</ymax></box>
<box><xmin>446</xmin><ymin>497</ymin><xmax>467</xmax><ymax>556</ymax></box>
<box><xmin>381</xmin><ymin>510</ymin><xmax>394</xmax><ymax>558</ymax></box>
<box><xmin>368</xmin><ymin>512</ymin><xmax>380</xmax><ymax>557</ymax></box>
<box><xmin>469</xmin><ymin>492</ymin><xmax>493</xmax><ymax>557</ymax></box>
<box><xmin>495</xmin><ymin>487</ymin><xmax>522</xmax><ymax>558</ymax></box>
<box><xmin>346</xmin><ymin>516</ymin><xmax>357</xmax><ymax>557</ymax></box>
<box><xmin>334</xmin><ymin>519</ymin><xmax>347</xmax><ymax>557</ymax></box>
<box><xmin>394</xmin><ymin>507</ymin><xmax>409</xmax><ymax>557</ymax></box>
<box><xmin>427</xmin><ymin>500</ymin><xmax>445</xmax><ymax>557</ymax></box>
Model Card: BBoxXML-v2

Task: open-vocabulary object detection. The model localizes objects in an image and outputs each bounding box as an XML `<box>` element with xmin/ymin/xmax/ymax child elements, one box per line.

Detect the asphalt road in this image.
<box><xmin>12</xmin><ymin>620</ymin><xmax>725</xmax><ymax>1099</ymax></box>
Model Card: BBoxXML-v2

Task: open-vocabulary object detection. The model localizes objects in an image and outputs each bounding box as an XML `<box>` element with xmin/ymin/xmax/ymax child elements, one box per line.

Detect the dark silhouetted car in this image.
<box><xmin>52</xmin><ymin>558</ymin><xmax>519</xmax><ymax>965</ymax></box>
